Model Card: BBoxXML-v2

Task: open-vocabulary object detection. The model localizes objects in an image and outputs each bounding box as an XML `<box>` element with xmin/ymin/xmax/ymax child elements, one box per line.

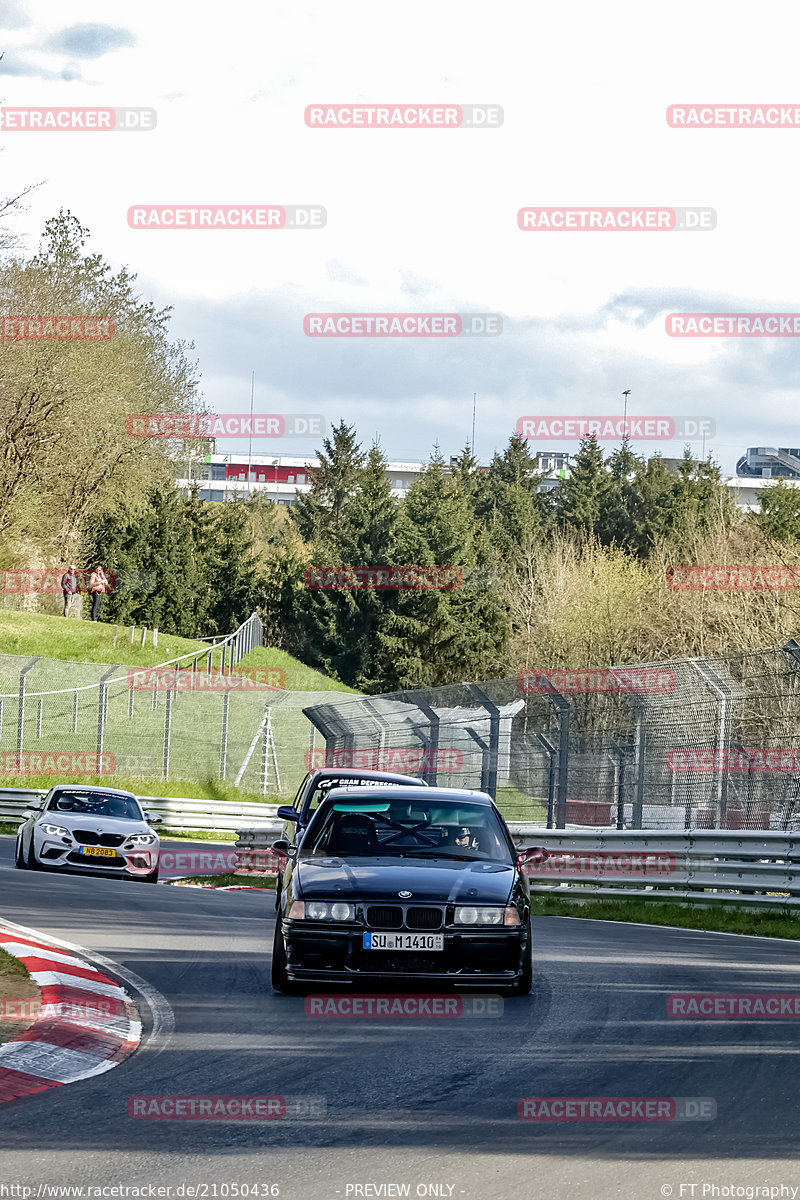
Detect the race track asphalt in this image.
<box><xmin>1</xmin><ymin>833</ymin><xmax>799</xmax><ymax>1200</ymax></box>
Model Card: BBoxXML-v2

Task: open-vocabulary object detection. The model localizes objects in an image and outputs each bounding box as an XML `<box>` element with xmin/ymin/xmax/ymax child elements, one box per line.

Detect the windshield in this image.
<box><xmin>47</xmin><ymin>791</ymin><xmax>143</xmax><ymax>821</ymax></box>
<box><xmin>299</xmin><ymin>798</ymin><xmax>513</xmax><ymax>863</ymax></box>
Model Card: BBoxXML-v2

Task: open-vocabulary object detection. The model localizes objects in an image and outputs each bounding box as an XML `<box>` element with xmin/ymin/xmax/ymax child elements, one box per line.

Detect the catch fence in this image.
<box><xmin>301</xmin><ymin>644</ymin><xmax>800</xmax><ymax>831</ymax></box>
<box><xmin>0</xmin><ymin>613</ymin><xmax>332</xmax><ymax>797</ymax></box>
<box><xmin>4</xmin><ymin>613</ymin><xmax>800</xmax><ymax>831</ymax></box>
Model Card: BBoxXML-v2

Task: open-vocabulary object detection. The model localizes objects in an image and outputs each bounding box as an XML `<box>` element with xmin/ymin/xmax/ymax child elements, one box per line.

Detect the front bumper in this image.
<box><xmin>282</xmin><ymin>922</ymin><xmax>528</xmax><ymax>986</ymax></box>
<box><xmin>35</xmin><ymin>837</ymin><xmax>159</xmax><ymax>876</ymax></box>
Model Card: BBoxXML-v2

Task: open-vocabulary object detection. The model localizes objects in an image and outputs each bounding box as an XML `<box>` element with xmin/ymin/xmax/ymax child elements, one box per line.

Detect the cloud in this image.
<box><xmin>0</xmin><ymin>53</ymin><xmax>82</xmax><ymax>81</ymax></box>
<box><xmin>326</xmin><ymin>259</ymin><xmax>368</xmax><ymax>287</ymax></box>
<box><xmin>147</xmin><ymin>283</ymin><xmax>800</xmax><ymax>472</ymax></box>
<box><xmin>45</xmin><ymin>23</ymin><xmax>135</xmax><ymax>60</ymax></box>
<box><xmin>0</xmin><ymin>1</ymin><xmax>29</xmax><ymax>30</ymax></box>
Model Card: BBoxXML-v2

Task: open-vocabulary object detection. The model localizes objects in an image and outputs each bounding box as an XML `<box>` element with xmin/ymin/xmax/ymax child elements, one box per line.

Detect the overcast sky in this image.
<box><xmin>1</xmin><ymin>0</ymin><xmax>799</xmax><ymax>473</ymax></box>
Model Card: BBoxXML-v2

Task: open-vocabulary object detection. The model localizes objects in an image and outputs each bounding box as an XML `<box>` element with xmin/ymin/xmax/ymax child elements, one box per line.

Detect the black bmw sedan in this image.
<box><xmin>270</xmin><ymin>786</ymin><xmax>539</xmax><ymax>996</ymax></box>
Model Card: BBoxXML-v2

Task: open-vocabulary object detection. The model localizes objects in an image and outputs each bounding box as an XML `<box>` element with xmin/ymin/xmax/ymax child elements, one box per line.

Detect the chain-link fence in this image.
<box><xmin>301</xmin><ymin>643</ymin><xmax>800</xmax><ymax>831</ymax></box>
<box><xmin>6</xmin><ymin>612</ymin><xmax>800</xmax><ymax>829</ymax></box>
<box><xmin>0</xmin><ymin>613</ymin><xmax>316</xmax><ymax>796</ymax></box>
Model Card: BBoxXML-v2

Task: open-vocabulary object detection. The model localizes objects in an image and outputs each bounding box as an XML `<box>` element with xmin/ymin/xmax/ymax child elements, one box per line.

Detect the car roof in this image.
<box><xmin>322</xmin><ymin>785</ymin><xmax>495</xmax><ymax>805</ymax></box>
<box><xmin>311</xmin><ymin>769</ymin><xmax>427</xmax><ymax>784</ymax></box>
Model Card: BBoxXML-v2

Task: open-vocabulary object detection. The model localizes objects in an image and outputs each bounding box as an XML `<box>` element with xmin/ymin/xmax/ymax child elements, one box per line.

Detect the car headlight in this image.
<box><xmin>454</xmin><ymin>906</ymin><xmax>509</xmax><ymax>926</ymax></box>
<box><xmin>287</xmin><ymin>900</ymin><xmax>355</xmax><ymax>921</ymax></box>
<box><xmin>41</xmin><ymin>824</ymin><xmax>70</xmax><ymax>838</ymax></box>
<box><xmin>127</xmin><ymin>834</ymin><xmax>156</xmax><ymax>845</ymax></box>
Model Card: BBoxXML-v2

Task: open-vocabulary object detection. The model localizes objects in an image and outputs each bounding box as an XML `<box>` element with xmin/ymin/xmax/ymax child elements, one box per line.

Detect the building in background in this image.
<box><xmin>172</xmin><ymin>449</ymin><xmax>799</xmax><ymax>513</ymax></box>
<box><xmin>176</xmin><ymin>454</ymin><xmax>425</xmax><ymax>505</ymax></box>
<box><xmin>736</xmin><ymin>447</ymin><xmax>800</xmax><ymax>479</ymax></box>
<box><xmin>176</xmin><ymin>450</ymin><xmax>575</xmax><ymax>505</ymax></box>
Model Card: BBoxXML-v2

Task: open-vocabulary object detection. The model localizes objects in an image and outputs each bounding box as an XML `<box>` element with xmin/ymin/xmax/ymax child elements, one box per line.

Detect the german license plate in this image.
<box><xmin>363</xmin><ymin>933</ymin><xmax>443</xmax><ymax>951</ymax></box>
<box><xmin>80</xmin><ymin>846</ymin><xmax>115</xmax><ymax>858</ymax></box>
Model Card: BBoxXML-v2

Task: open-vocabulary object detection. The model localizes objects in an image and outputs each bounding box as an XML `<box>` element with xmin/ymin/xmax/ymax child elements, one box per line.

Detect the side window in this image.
<box><xmin>307</xmin><ymin>784</ymin><xmax>326</xmax><ymax>812</ymax></box>
<box><xmin>293</xmin><ymin>773</ymin><xmax>312</xmax><ymax>809</ymax></box>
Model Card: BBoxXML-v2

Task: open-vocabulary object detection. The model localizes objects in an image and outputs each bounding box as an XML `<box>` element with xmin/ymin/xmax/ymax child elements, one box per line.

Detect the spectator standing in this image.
<box><xmin>88</xmin><ymin>565</ymin><xmax>109</xmax><ymax>622</ymax></box>
<box><xmin>60</xmin><ymin>564</ymin><xmax>79</xmax><ymax>618</ymax></box>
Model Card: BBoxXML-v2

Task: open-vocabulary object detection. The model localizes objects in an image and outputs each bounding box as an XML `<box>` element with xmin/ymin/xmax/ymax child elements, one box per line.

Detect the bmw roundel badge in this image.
<box><xmin>398</xmin><ymin>890</ymin><xmax>412</xmax><ymax>898</ymax></box>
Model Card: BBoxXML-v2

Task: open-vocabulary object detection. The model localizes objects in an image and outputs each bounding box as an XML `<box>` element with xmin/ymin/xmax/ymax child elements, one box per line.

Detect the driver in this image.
<box><xmin>455</xmin><ymin>826</ymin><xmax>480</xmax><ymax>850</ymax></box>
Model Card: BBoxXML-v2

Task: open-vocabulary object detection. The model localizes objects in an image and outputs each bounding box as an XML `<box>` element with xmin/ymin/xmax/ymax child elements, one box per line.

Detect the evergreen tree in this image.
<box><xmin>554</xmin><ymin>435</ymin><xmax>609</xmax><ymax>537</ymax></box>
<box><xmin>88</xmin><ymin>486</ymin><xmax>203</xmax><ymax>635</ymax></box>
<box><xmin>473</xmin><ymin>434</ymin><xmax>550</xmax><ymax>558</ymax></box>
<box><xmin>297</xmin><ymin>444</ymin><xmax>399</xmax><ymax>689</ymax></box>
<box><xmin>292</xmin><ymin>421</ymin><xmax>366</xmax><ymax>543</ymax></box>
<box><xmin>205</xmin><ymin>500</ymin><xmax>263</xmax><ymax>634</ymax></box>
<box><xmin>376</xmin><ymin>449</ymin><xmax>507</xmax><ymax>690</ymax></box>
<box><xmin>597</xmin><ymin>439</ymin><xmax>643</xmax><ymax>550</ymax></box>
<box><xmin>753</xmin><ymin>477</ymin><xmax>800</xmax><ymax>543</ymax></box>
<box><xmin>665</xmin><ymin>449</ymin><xmax>738</xmax><ymax>551</ymax></box>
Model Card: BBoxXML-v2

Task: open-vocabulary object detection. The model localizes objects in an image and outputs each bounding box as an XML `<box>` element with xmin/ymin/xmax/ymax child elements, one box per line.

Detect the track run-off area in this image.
<box><xmin>1</xmin><ymin>834</ymin><xmax>799</xmax><ymax>1200</ymax></box>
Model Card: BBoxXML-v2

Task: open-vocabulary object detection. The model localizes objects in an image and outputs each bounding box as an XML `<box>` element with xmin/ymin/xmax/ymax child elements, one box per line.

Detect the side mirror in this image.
<box><xmin>517</xmin><ymin>846</ymin><xmax>548</xmax><ymax>874</ymax></box>
<box><xmin>276</xmin><ymin>806</ymin><xmax>298</xmax><ymax>822</ymax></box>
<box><xmin>145</xmin><ymin>813</ymin><xmax>163</xmax><ymax>825</ymax></box>
<box><xmin>270</xmin><ymin>839</ymin><xmax>292</xmax><ymax>857</ymax></box>
<box><xmin>25</xmin><ymin>802</ymin><xmax>43</xmax><ymax>812</ymax></box>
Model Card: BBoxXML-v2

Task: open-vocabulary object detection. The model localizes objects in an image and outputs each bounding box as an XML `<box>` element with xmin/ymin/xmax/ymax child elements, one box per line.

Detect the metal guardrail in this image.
<box><xmin>0</xmin><ymin>788</ymin><xmax>281</xmax><ymax>833</ymax></box>
<box><xmin>517</xmin><ymin>828</ymin><xmax>800</xmax><ymax>910</ymax></box>
<box><xmin>232</xmin><ymin>823</ymin><xmax>800</xmax><ymax>907</ymax></box>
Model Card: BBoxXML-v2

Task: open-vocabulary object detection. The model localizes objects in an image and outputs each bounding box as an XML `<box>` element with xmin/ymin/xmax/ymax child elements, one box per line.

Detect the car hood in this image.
<box><xmin>295</xmin><ymin>856</ymin><xmax>515</xmax><ymax>904</ymax></box>
<box><xmin>36</xmin><ymin>812</ymin><xmax>154</xmax><ymax>838</ymax></box>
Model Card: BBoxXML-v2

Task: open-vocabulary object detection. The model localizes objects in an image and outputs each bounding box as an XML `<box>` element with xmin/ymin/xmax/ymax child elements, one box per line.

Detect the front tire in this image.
<box><xmin>510</xmin><ymin>923</ymin><xmax>533</xmax><ymax>996</ymax></box>
<box><xmin>24</xmin><ymin>835</ymin><xmax>39</xmax><ymax>871</ymax></box>
<box><xmin>271</xmin><ymin>918</ymin><xmax>298</xmax><ymax>993</ymax></box>
<box><xmin>14</xmin><ymin>835</ymin><xmax>27</xmax><ymax>869</ymax></box>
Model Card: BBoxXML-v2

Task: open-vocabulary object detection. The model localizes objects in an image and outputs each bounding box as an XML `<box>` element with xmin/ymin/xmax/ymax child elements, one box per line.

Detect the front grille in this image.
<box><xmin>407</xmin><ymin>907</ymin><xmax>442</xmax><ymax>930</ymax></box>
<box><xmin>366</xmin><ymin>905</ymin><xmax>403</xmax><ymax>929</ymax></box>
<box><xmin>73</xmin><ymin>830</ymin><xmax>125</xmax><ymax>847</ymax></box>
